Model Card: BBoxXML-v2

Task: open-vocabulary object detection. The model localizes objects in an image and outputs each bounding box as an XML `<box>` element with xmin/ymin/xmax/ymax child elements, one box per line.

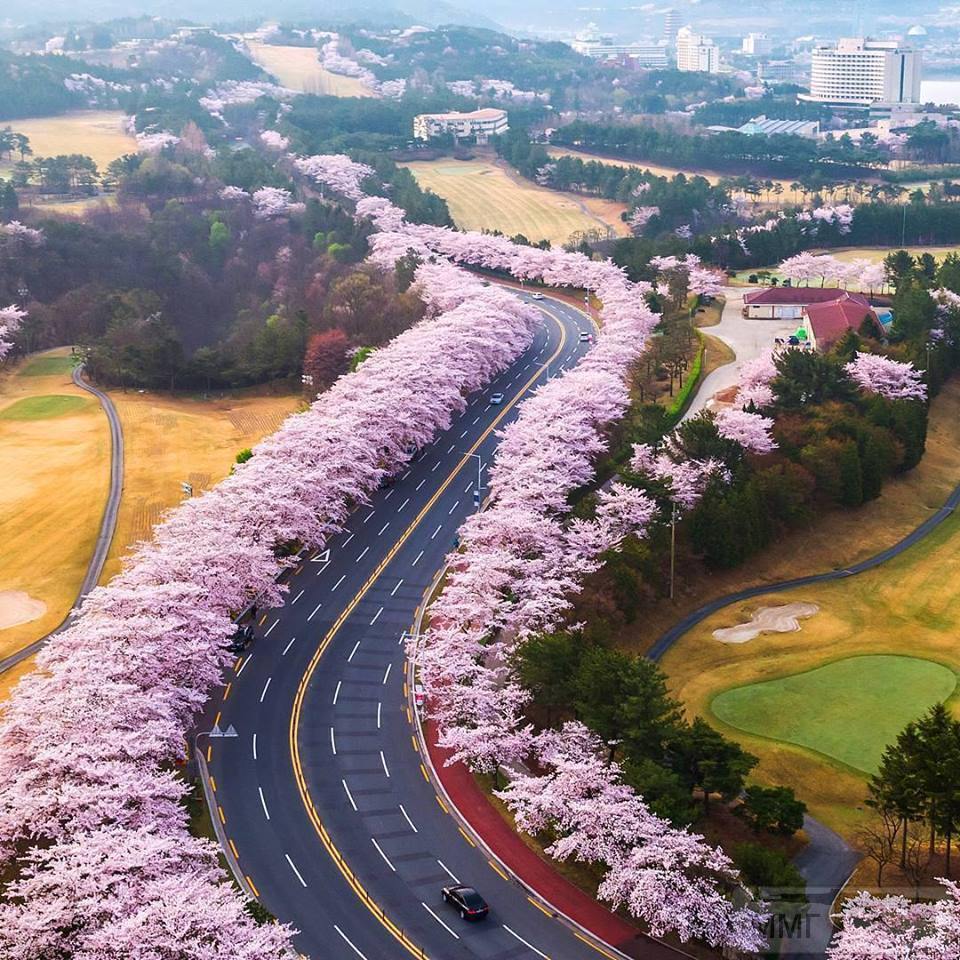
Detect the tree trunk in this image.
<box><xmin>901</xmin><ymin>819</ymin><xmax>908</xmax><ymax>868</ymax></box>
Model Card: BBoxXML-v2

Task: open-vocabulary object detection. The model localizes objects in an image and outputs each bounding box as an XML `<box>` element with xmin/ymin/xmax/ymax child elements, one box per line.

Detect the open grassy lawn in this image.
<box><xmin>712</xmin><ymin>656</ymin><xmax>957</xmax><ymax>775</ymax></box>
<box><xmin>402</xmin><ymin>158</ymin><xmax>628</xmax><ymax>247</ymax></box>
<box><xmin>246</xmin><ymin>41</ymin><xmax>375</xmax><ymax>97</ymax></box>
<box><xmin>0</xmin><ymin>111</ymin><xmax>135</xmax><ymax>177</ymax></box>
<box><xmin>100</xmin><ymin>388</ymin><xmax>301</xmax><ymax>583</ymax></box>
<box><xmin>620</xmin><ymin>377</ymin><xmax>960</xmax><ymax>839</ymax></box>
<box><xmin>0</xmin><ymin>348</ymin><xmax>109</xmax><ymax>665</ymax></box>
<box><xmin>0</xmin><ymin>394</ymin><xmax>92</xmax><ymax>420</ymax></box>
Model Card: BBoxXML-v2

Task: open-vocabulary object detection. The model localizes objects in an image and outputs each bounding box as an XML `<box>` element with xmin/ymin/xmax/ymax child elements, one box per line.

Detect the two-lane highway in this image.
<box><xmin>207</xmin><ymin>294</ymin><xmax>611</xmax><ymax>960</ymax></box>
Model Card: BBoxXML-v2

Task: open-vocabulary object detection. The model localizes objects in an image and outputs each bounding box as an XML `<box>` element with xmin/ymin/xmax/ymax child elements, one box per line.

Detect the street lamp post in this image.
<box><xmin>466</xmin><ymin>453</ymin><xmax>483</xmax><ymax>509</ymax></box>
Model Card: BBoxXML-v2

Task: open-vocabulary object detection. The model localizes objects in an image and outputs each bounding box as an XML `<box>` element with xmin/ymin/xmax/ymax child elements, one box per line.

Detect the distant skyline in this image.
<box><xmin>0</xmin><ymin>0</ymin><xmax>947</xmax><ymax>35</ymax></box>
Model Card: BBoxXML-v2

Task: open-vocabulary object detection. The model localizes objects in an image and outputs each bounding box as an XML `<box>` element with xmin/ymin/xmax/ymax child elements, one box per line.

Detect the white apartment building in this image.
<box><xmin>800</xmin><ymin>38</ymin><xmax>922</xmax><ymax>106</ymax></box>
<box><xmin>570</xmin><ymin>28</ymin><xmax>669</xmax><ymax>67</ymax></box>
<box><xmin>412</xmin><ymin>108</ymin><xmax>509</xmax><ymax>144</ymax></box>
<box><xmin>663</xmin><ymin>9</ymin><xmax>681</xmax><ymax>44</ymax></box>
<box><xmin>742</xmin><ymin>33</ymin><xmax>773</xmax><ymax>57</ymax></box>
<box><xmin>676</xmin><ymin>26</ymin><xmax>720</xmax><ymax>74</ymax></box>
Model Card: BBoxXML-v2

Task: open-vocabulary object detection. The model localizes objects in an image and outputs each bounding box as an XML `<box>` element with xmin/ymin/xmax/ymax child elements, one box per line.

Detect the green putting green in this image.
<box><xmin>0</xmin><ymin>395</ymin><xmax>91</xmax><ymax>420</ymax></box>
<box><xmin>711</xmin><ymin>655</ymin><xmax>958</xmax><ymax>774</ymax></box>
<box><xmin>19</xmin><ymin>355</ymin><xmax>75</xmax><ymax>377</ymax></box>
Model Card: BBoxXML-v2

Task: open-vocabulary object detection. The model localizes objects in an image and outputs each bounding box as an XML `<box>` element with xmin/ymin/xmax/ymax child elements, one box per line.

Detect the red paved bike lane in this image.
<box><xmin>424</xmin><ymin>720</ymin><xmax>684</xmax><ymax>960</ymax></box>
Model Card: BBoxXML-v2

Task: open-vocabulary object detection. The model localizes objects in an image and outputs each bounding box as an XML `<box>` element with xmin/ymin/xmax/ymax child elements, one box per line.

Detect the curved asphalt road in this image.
<box><xmin>207</xmin><ymin>295</ymin><xmax>656</xmax><ymax>960</ymax></box>
<box><xmin>0</xmin><ymin>363</ymin><xmax>123</xmax><ymax>675</ymax></box>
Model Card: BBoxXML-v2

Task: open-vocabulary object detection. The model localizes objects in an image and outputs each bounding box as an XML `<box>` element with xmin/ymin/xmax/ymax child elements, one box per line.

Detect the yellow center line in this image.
<box><xmin>288</xmin><ymin>314</ymin><xmax>568</xmax><ymax>960</ymax></box>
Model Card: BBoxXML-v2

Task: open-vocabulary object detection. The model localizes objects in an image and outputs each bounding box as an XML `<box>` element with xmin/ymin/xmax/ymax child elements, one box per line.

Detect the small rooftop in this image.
<box><xmin>744</xmin><ymin>287</ymin><xmax>865</xmax><ymax>306</ymax></box>
<box><xmin>418</xmin><ymin>108</ymin><xmax>507</xmax><ymax>122</ymax></box>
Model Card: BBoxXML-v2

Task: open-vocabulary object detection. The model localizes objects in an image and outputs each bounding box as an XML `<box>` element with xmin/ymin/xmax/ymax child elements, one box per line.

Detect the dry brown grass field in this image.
<box><xmin>246</xmin><ymin>42</ymin><xmax>375</xmax><ymax>97</ymax></box>
<box><xmin>0</xmin><ymin>347</ymin><xmax>300</xmax><ymax>699</ymax></box>
<box><xmin>0</xmin><ymin>348</ymin><xmax>107</xmax><ymax>664</ymax></box>
<box><xmin>401</xmin><ymin>158</ymin><xmax>629</xmax><ymax>246</ymax></box>
<box><xmin>0</xmin><ymin>111</ymin><xmax>135</xmax><ymax>177</ymax></box>
<box><xmin>100</xmin><ymin>388</ymin><xmax>301</xmax><ymax>582</ymax></box>
<box><xmin>648</xmin><ymin>379</ymin><xmax>960</xmax><ymax>839</ymax></box>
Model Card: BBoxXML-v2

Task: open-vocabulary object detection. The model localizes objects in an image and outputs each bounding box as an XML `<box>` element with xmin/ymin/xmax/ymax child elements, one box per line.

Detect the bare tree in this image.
<box><xmin>858</xmin><ymin>810</ymin><xmax>901</xmax><ymax>887</ymax></box>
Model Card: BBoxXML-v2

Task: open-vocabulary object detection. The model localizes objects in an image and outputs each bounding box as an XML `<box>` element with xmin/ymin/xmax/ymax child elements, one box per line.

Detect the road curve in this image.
<box><xmin>649</xmin><ymin>480</ymin><xmax>960</xmax><ymax>661</ymax></box>
<box><xmin>206</xmin><ymin>296</ymin><xmax>665</xmax><ymax>960</ymax></box>
<box><xmin>0</xmin><ymin>362</ymin><xmax>124</xmax><ymax>675</ymax></box>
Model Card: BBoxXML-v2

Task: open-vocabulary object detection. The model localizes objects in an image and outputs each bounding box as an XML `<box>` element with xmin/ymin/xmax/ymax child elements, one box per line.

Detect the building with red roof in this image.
<box><xmin>742</xmin><ymin>286</ymin><xmax>853</xmax><ymax>319</ymax></box>
<box><xmin>742</xmin><ymin>286</ymin><xmax>885</xmax><ymax>351</ymax></box>
<box><xmin>801</xmin><ymin>292</ymin><xmax>882</xmax><ymax>351</ymax></box>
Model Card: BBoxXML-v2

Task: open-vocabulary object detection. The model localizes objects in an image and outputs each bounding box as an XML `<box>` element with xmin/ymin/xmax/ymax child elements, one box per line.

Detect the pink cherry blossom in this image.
<box><xmin>628</xmin><ymin>206</ymin><xmax>659</xmax><ymax>235</ymax></box>
<box><xmin>0</xmin><ymin>305</ymin><xmax>26</xmax><ymax>361</ymax></box>
<box><xmin>844</xmin><ymin>353</ymin><xmax>927</xmax><ymax>402</ymax></box>
<box><xmin>713</xmin><ymin>408</ymin><xmax>777</xmax><ymax>454</ymax></box>
<box><xmin>259</xmin><ymin>129</ymin><xmax>290</xmax><ymax>151</ymax></box>
<box><xmin>828</xmin><ymin>882</ymin><xmax>960</xmax><ymax>960</ymax></box>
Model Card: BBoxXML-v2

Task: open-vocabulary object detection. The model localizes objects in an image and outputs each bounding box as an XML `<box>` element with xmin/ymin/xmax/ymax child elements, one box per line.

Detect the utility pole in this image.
<box><xmin>669</xmin><ymin>502</ymin><xmax>678</xmax><ymax>601</ymax></box>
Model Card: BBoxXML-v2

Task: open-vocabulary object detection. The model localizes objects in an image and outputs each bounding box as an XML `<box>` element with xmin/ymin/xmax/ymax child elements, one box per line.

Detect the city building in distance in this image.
<box><xmin>742</xmin><ymin>33</ymin><xmax>773</xmax><ymax>57</ymax></box>
<box><xmin>676</xmin><ymin>26</ymin><xmax>720</xmax><ymax>73</ymax></box>
<box><xmin>412</xmin><ymin>108</ymin><xmax>508</xmax><ymax>144</ymax></box>
<box><xmin>570</xmin><ymin>25</ymin><xmax>669</xmax><ymax>68</ymax></box>
<box><xmin>663</xmin><ymin>8</ymin><xmax>681</xmax><ymax>45</ymax></box>
<box><xmin>800</xmin><ymin>37</ymin><xmax>922</xmax><ymax>106</ymax></box>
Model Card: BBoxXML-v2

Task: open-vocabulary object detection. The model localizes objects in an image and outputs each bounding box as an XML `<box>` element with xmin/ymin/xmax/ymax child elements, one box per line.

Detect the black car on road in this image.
<box><xmin>441</xmin><ymin>885</ymin><xmax>489</xmax><ymax>920</ymax></box>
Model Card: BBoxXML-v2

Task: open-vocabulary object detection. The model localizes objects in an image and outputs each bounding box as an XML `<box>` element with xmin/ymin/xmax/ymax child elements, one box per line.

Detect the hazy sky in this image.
<box><xmin>1</xmin><ymin>0</ymin><xmax>939</xmax><ymax>37</ymax></box>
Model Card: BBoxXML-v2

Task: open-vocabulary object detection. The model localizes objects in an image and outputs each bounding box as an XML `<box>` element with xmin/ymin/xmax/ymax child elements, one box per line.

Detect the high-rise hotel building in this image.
<box><xmin>801</xmin><ymin>37</ymin><xmax>922</xmax><ymax>106</ymax></box>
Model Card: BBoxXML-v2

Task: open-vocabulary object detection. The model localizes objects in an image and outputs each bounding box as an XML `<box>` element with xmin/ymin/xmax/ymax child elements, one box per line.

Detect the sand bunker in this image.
<box><xmin>0</xmin><ymin>590</ymin><xmax>47</xmax><ymax>630</ymax></box>
<box><xmin>713</xmin><ymin>602</ymin><xmax>819</xmax><ymax>644</ymax></box>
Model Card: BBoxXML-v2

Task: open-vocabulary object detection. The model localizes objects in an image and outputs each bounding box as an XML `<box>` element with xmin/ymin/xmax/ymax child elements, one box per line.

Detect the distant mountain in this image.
<box><xmin>2</xmin><ymin>0</ymin><xmax>503</xmax><ymax>30</ymax></box>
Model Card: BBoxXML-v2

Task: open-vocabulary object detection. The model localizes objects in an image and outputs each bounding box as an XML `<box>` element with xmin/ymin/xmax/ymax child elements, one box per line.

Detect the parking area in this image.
<box><xmin>684</xmin><ymin>288</ymin><xmax>801</xmax><ymax>419</ymax></box>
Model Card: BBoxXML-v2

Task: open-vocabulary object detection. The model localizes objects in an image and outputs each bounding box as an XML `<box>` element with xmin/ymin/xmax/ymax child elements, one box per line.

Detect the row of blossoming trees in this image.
<box><xmin>293</xmin><ymin>160</ymin><xmax>776</xmax><ymax>950</ymax></box>
<box><xmin>294</xmin><ymin>157</ymin><xmax>960</xmax><ymax>956</ymax></box>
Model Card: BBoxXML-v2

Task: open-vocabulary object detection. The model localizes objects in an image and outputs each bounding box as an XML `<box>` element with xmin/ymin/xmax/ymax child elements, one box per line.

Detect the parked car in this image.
<box><xmin>442</xmin><ymin>885</ymin><xmax>489</xmax><ymax>920</ymax></box>
<box><xmin>490</xmin><ymin>392</ymin><xmax>504</xmax><ymax>405</ymax></box>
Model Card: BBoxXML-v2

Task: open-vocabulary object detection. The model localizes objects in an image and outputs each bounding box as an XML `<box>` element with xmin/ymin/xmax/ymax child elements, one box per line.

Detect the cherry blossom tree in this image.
<box><xmin>735</xmin><ymin>349</ymin><xmax>777</xmax><ymax>410</ymax></box>
<box><xmin>844</xmin><ymin>353</ymin><xmax>927</xmax><ymax>402</ymax></box>
<box><xmin>259</xmin><ymin>130</ymin><xmax>290</xmax><ymax>151</ymax></box>
<box><xmin>496</xmin><ymin>724</ymin><xmax>767</xmax><ymax>952</ymax></box>
<box><xmin>713</xmin><ymin>408</ymin><xmax>777</xmax><ymax>454</ymax></box>
<box><xmin>828</xmin><ymin>883</ymin><xmax>960</xmax><ymax>960</ymax></box>
<box><xmin>0</xmin><ymin>305</ymin><xmax>26</xmax><ymax>362</ymax></box>
<box><xmin>251</xmin><ymin>186</ymin><xmax>305</xmax><ymax>219</ymax></box>
<box><xmin>628</xmin><ymin>206</ymin><xmax>659</xmax><ymax>235</ymax></box>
